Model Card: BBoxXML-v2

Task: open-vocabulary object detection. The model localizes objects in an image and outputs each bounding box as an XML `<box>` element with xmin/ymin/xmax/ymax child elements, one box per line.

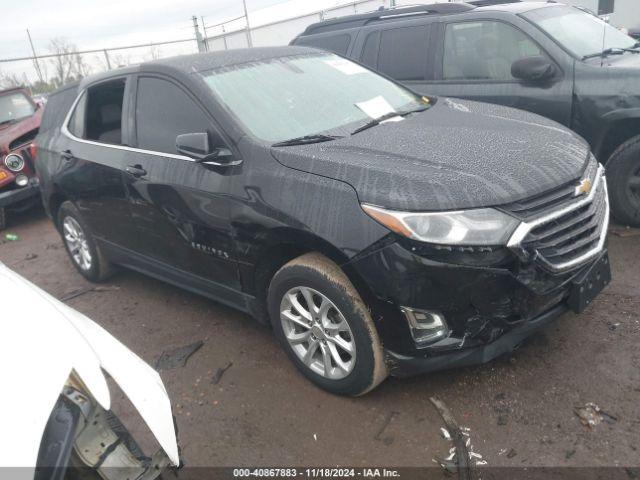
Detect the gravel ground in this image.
<box><xmin>1</xmin><ymin>208</ymin><xmax>639</xmax><ymax>475</ymax></box>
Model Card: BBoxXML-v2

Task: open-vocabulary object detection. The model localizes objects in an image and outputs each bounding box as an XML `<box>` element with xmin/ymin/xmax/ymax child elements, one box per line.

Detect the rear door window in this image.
<box><xmin>377</xmin><ymin>26</ymin><xmax>430</xmax><ymax>81</ymax></box>
<box><xmin>442</xmin><ymin>21</ymin><xmax>543</xmax><ymax>81</ymax></box>
<box><xmin>134</xmin><ymin>76</ymin><xmax>212</xmax><ymax>156</ymax></box>
<box><xmin>67</xmin><ymin>79</ymin><xmax>126</xmax><ymax>145</ymax></box>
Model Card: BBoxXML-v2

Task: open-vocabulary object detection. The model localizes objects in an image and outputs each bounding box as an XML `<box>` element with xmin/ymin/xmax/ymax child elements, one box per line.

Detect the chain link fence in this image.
<box><xmin>203</xmin><ymin>0</ymin><xmax>393</xmax><ymax>51</ymax></box>
<box><xmin>0</xmin><ymin>38</ymin><xmax>199</xmax><ymax>94</ymax></box>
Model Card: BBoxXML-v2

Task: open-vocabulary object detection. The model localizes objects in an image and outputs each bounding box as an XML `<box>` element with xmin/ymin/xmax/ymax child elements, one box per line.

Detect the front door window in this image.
<box><xmin>443</xmin><ymin>21</ymin><xmax>543</xmax><ymax>81</ymax></box>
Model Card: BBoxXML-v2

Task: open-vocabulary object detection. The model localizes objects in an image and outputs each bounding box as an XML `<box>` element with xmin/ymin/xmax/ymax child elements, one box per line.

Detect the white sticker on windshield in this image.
<box><xmin>355</xmin><ymin>96</ymin><xmax>396</xmax><ymax>119</ymax></box>
<box><xmin>324</xmin><ymin>58</ymin><xmax>368</xmax><ymax>75</ymax></box>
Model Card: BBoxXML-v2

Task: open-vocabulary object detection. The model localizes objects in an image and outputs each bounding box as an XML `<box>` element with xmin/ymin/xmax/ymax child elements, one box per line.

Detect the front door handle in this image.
<box><xmin>126</xmin><ymin>165</ymin><xmax>147</xmax><ymax>178</ymax></box>
<box><xmin>61</xmin><ymin>150</ymin><xmax>74</xmax><ymax>161</ymax></box>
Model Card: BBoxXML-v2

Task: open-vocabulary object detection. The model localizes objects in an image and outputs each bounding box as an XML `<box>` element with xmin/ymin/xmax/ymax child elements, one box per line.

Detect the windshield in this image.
<box><xmin>523</xmin><ymin>5</ymin><xmax>637</xmax><ymax>59</ymax></box>
<box><xmin>201</xmin><ymin>53</ymin><xmax>423</xmax><ymax>143</ymax></box>
<box><xmin>0</xmin><ymin>92</ymin><xmax>36</xmax><ymax>125</ymax></box>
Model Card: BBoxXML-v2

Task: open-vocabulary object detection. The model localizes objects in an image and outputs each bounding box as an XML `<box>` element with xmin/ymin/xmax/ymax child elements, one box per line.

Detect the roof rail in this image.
<box><xmin>466</xmin><ymin>0</ymin><xmax>521</xmax><ymax>6</ymax></box>
<box><xmin>301</xmin><ymin>3</ymin><xmax>476</xmax><ymax>36</ymax></box>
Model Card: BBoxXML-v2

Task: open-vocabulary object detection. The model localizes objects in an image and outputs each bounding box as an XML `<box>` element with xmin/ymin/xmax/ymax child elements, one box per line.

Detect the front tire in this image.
<box><xmin>607</xmin><ymin>135</ymin><xmax>640</xmax><ymax>227</ymax></box>
<box><xmin>57</xmin><ymin>201</ymin><xmax>114</xmax><ymax>282</ymax></box>
<box><xmin>268</xmin><ymin>252</ymin><xmax>387</xmax><ymax>396</ymax></box>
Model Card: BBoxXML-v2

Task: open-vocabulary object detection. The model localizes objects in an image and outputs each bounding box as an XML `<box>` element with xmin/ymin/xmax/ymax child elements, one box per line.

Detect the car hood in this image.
<box><xmin>0</xmin><ymin>263</ymin><xmax>179</xmax><ymax>470</ymax></box>
<box><xmin>0</xmin><ymin>109</ymin><xmax>42</xmax><ymax>155</ymax></box>
<box><xmin>600</xmin><ymin>52</ymin><xmax>640</xmax><ymax>68</ymax></box>
<box><xmin>271</xmin><ymin>98</ymin><xmax>590</xmax><ymax>211</ymax></box>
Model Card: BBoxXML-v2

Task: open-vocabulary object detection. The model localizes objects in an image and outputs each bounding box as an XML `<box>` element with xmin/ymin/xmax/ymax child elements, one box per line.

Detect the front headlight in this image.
<box><xmin>361</xmin><ymin>204</ymin><xmax>519</xmax><ymax>246</ymax></box>
<box><xmin>4</xmin><ymin>153</ymin><xmax>25</xmax><ymax>172</ymax></box>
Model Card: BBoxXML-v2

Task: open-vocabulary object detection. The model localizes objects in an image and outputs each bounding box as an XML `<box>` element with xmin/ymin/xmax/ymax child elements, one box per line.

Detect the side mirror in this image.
<box><xmin>176</xmin><ymin>132</ymin><xmax>240</xmax><ymax>166</ymax></box>
<box><xmin>511</xmin><ymin>56</ymin><xmax>557</xmax><ymax>83</ymax></box>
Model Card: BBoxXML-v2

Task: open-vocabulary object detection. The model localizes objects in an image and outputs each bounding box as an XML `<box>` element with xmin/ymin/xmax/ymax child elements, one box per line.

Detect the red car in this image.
<box><xmin>0</xmin><ymin>87</ymin><xmax>42</xmax><ymax>230</ymax></box>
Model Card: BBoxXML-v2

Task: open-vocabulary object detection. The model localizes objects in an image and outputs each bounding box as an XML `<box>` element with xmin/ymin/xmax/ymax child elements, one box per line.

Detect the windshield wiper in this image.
<box><xmin>582</xmin><ymin>47</ymin><xmax>640</xmax><ymax>60</ymax></box>
<box><xmin>0</xmin><ymin>119</ymin><xmax>17</xmax><ymax>127</ymax></box>
<box><xmin>272</xmin><ymin>134</ymin><xmax>343</xmax><ymax>147</ymax></box>
<box><xmin>351</xmin><ymin>104</ymin><xmax>430</xmax><ymax>136</ymax></box>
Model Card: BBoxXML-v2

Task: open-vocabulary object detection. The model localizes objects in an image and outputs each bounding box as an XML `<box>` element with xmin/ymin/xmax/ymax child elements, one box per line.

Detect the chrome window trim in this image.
<box><xmin>507</xmin><ymin>165</ymin><xmax>609</xmax><ymax>272</ymax></box>
<box><xmin>61</xmin><ymin>87</ymin><xmax>196</xmax><ymax>163</ymax></box>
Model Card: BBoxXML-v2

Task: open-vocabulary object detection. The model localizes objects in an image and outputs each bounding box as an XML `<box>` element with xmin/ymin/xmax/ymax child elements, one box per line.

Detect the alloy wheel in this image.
<box><xmin>63</xmin><ymin>216</ymin><xmax>93</xmax><ymax>271</ymax></box>
<box><xmin>280</xmin><ymin>286</ymin><xmax>356</xmax><ymax>380</ymax></box>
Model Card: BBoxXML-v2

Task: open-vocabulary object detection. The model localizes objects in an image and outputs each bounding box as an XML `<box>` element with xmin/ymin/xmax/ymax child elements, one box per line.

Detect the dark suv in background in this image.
<box><xmin>36</xmin><ymin>47</ymin><xmax>609</xmax><ymax>395</ymax></box>
<box><xmin>292</xmin><ymin>1</ymin><xmax>640</xmax><ymax>227</ymax></box>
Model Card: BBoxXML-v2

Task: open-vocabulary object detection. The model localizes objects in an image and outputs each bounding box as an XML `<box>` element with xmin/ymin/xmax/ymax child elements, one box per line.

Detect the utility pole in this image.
<box><xmin>26</xmin><ymin>29</ymin><xmax>44</xmax><ymax>84</ymax></box>
<box><xmin>222</xmin><ymin>25</ymin><xmax>228</xmax><ymax>50</ymax></box>
<box><xmin>242</xmin><ymin>0</ymin><xmax>253</xmax><ymax>48</ymax></box>
<box><xmin>192</xmin><ymin>16</ymin><xmax>205</xmax><ymax>53</ymax></box>
<box><xmin>103</xmin><ymin>49</ymin><xmax>112</xmax><ymax>69</ymax></box>
<box><xmin>201</xmin><ymin>16</ymin><xmax>209</xmax><ymax>52</ymax></box>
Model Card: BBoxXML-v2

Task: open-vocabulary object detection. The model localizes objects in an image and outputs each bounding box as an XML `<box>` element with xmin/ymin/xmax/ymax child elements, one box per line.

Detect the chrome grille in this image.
<box><xmin>503</xmin><ymin>159</ymin><xmax>600</xmax><ymax>221</ymax></box>
<box><xmin>507</xmin><ymin>164</ymin><xmax>609</xmax><ymax>272</ymax></box>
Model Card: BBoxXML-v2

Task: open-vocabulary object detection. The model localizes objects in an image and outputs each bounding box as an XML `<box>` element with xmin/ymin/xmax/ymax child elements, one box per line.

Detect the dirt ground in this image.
<box><xmin>2</xmin><ymin>208</ymin><xmax>639</xmax><ymax>475</ymax></box>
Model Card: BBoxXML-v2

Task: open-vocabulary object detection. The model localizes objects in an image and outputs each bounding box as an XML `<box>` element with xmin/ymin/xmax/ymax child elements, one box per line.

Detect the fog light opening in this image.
<box><xmin>401</xmin><ymin>307</ymin><xmax>449</xmax><ymax>347</ymax></box>
<box><xmin>15</xmin><ymin>174</ymin><xmax>29</xmax><ymax>187</ymax></box>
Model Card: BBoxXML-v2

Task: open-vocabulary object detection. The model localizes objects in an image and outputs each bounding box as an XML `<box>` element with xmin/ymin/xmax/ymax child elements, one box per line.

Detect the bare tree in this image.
<box><xmin>110</xmin><ymin>53</ymin><xmax>133</xmax><ymax>68</ymax></box>
<box><xmin>48</xmin><ymin>37</ymin><xmax>90</xmax><ymax>86</ymax></box>
<box><xmin>49</xmin><ymin>38</ymin><xmax>74</xmax><ymax>86</ymax></box>
<box><xmin>147</xmin><ymin>45</ymin><xmax>162</xmax><ymax>61</ymax></box>
<box><xmin>0</xmin><ymin>69</ymin><xmax>28</xmax><ymax>89</ymax></box>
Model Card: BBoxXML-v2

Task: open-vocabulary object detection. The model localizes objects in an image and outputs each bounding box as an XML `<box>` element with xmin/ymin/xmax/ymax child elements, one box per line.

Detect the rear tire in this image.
<box><xmin>57</xmin><ymin>201</ymin><xmax>115</xmax><ymax>282</ymax></box>
<box><xmin>268</xmin><ymin>252</ymin><xmax>387</xmax><ymax>396</ymax></box>
<box><xmin>606</xmin><ymin>135</ymin><xmax>640</xmax><ymax>227</ymax></box>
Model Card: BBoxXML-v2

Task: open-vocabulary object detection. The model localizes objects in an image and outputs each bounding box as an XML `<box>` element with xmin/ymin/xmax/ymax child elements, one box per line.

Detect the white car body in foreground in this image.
<box><xmin>0</xmin><ymin>263</ymin><xmax>179</xmax><ymax>477</ymax></box>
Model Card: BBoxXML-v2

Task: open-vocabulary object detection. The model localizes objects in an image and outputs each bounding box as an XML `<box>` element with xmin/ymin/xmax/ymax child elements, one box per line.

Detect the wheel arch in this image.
<box><xmin>246</xmin><ymin>228</ymin><xmax>379</xmax><ymax>326</ymax></box>
<box><xmin>47</xmin><ymin>190</ymin><xmax>71</xmax><ymax>229</ymax></box>
<box><xmin>596</xmin><ymin>112</ymin><xmax>640</xmax><ymax>163</ymax></box>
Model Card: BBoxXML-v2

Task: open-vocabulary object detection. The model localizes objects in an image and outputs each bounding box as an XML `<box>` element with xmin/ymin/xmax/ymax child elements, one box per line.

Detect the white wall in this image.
<box><xmin>608</xmin><ymin>1</ymin><xmax>640</xmax><ymax>28</ymax></box>
<box><xmin>204</xmin><ymin>0</ymin><xmax>394</xmax><ymax>51</ymax></box>
<box><xmin>251</xmin><ymin>14</ymin><xmax>323</xmax><ymax>47</ymax></box>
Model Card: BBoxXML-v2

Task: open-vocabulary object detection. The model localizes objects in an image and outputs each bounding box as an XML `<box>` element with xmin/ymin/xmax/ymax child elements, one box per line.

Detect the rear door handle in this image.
<box><xmin>126</xmin><ymin>165</ymin><xmax>147</xmax><ymax>178</ymax></box>
<box><xmin>61</xmin><ymin>150</ymin><xmax>74</xmax><ymax>161</ymax></box>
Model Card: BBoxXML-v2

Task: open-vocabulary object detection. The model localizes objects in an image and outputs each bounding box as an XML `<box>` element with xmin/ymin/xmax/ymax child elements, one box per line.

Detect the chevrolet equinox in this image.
<box><xmin>36</xmin><ymin>47</ymin><xmax>611</xmax><ymax>395</ymax></box>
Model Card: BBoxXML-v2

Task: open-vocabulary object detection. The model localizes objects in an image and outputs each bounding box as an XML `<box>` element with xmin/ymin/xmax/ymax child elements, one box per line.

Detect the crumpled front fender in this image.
<box><xmin>0</xmin><ymin>264</ymin><xmax>179</xmax><ymax>472</ymax></box>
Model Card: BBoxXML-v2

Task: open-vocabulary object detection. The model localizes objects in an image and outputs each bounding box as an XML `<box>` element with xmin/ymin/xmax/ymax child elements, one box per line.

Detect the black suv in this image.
<box><xmin>292</xmin><ymin>1</ymin><xmax>640</xmax><ymax>226</ymax></box>
<box><xmin>36</xmin><ymin>47</ymin><xmax>610</xmax><ymax>395</ymax></box>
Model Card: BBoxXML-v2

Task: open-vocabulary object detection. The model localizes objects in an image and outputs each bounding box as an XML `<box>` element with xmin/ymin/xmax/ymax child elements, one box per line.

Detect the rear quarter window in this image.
<box><xmin>295</xmin><ymin>33</ymin><xmax>352</xmax><ymax>55</ymax></box>
<box><xmin>39</xmin><ymin>86</ymin><xmax>78</xmax><ymax>134</ymax></box>
<box><xmin>360</xmin><ymin>31</ymin><xmax>380</xmax><ymax>69</ymax></box>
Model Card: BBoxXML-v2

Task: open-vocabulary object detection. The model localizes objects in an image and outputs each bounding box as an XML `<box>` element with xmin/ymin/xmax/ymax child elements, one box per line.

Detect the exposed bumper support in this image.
<box><xmin>386</xmin><ymin>304</ymin><xmax>567</xmax><ymax>377</ymax></box>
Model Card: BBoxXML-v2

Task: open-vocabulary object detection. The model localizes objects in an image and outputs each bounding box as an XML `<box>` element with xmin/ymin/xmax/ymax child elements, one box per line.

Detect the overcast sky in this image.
<box><xmin>1</xmin><ymin>0</ymin><xmax>359</xmax><ymax>58</ymax></box>
<box><xmin>0</xmin><ymin>0</ymin><xmax>366</xmax><ymax>81</ymax></box>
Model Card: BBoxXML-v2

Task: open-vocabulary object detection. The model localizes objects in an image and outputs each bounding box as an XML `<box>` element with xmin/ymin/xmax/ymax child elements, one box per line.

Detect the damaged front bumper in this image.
<box><xmin>36</xmin><ymin>384</ymin><xmax>173</xmax><ymax>480</ymax></box>
<box><xmin>0</xmin><ymin>178</ymin><xmax>39</xmax><ymax>209</ymax></box>
<box><xmin>350</xmin><ymin>240</ymin><xmax>610</xmax><ymax>377</ymax></box>
<box><xmin>386</xmin><ymin>304</ymin><xmax>567</xmax><ymax>377</ymax></box>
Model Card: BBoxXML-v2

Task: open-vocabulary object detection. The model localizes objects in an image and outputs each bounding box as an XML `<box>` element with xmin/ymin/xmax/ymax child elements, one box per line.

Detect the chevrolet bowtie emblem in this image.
<box><xmin>574</xmin><ymin>178</ymin><xmax>592</xmax><ymax>197</ymax></box>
